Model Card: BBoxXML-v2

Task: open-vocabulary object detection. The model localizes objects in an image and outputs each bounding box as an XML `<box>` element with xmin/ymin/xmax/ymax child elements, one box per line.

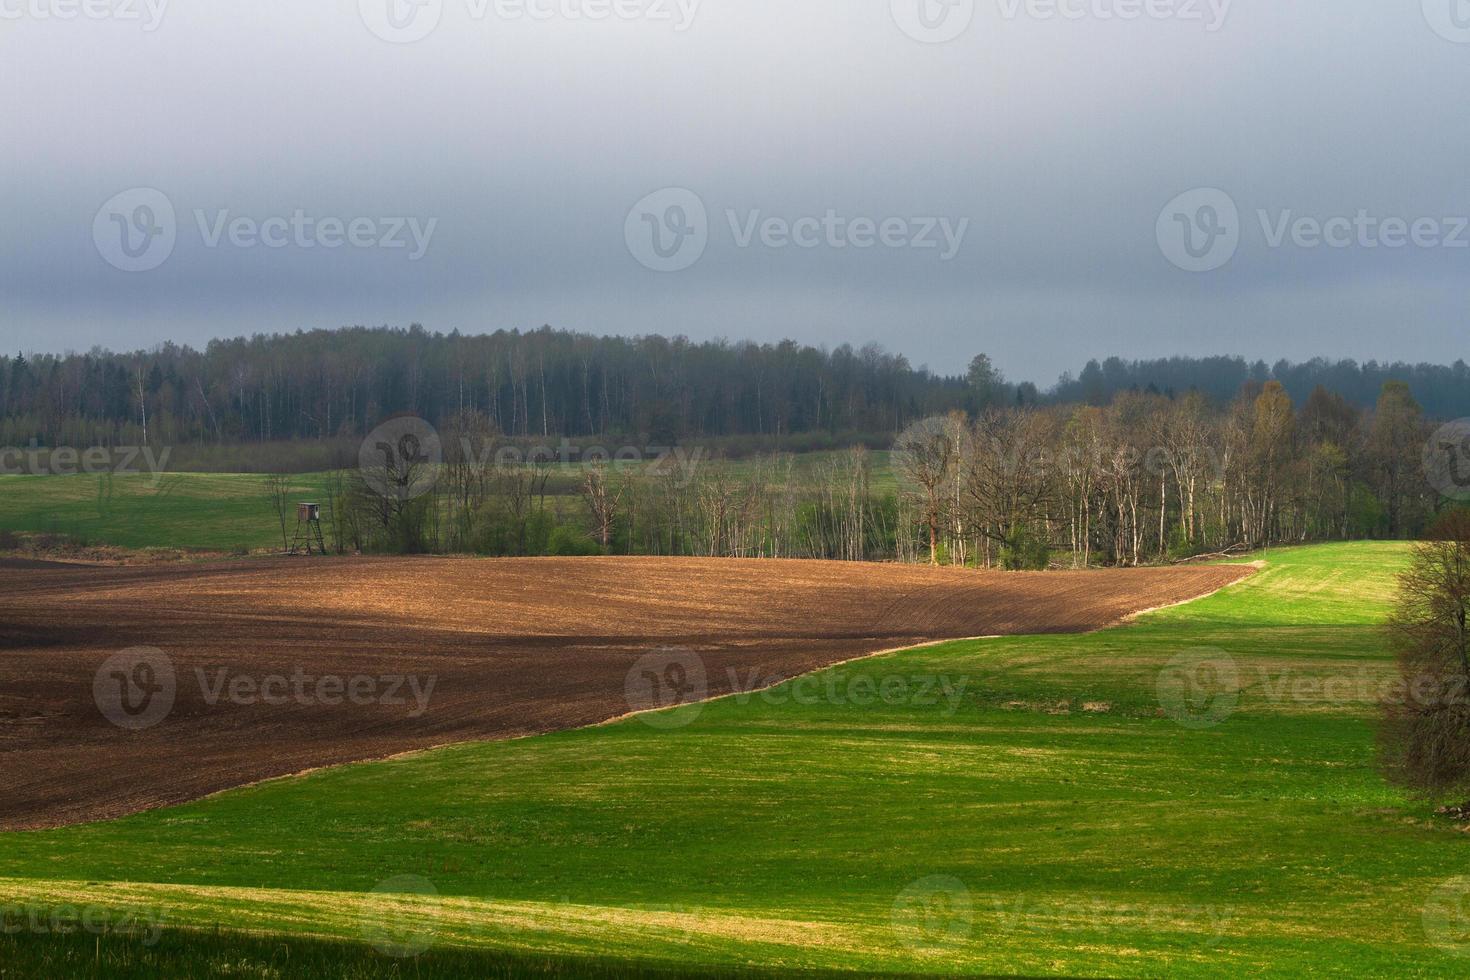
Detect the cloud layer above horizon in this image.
<box><xmin>3</xmin><ymin>0</ymin><xmax>1468</xmax><ymax>383</ymax></box>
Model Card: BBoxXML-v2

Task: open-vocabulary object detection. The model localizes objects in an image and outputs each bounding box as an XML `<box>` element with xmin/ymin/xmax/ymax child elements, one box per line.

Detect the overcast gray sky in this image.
<box><xmin>3</xmin><ymin>0</ymin><xmax>1468</xmax><ymax>383</ymax></box>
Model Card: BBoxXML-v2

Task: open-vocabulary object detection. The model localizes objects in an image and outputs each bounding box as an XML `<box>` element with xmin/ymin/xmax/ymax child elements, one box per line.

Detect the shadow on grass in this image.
<box><xmin>0</xmin><ymin>925</ymin><xmax>1026</xmax><ymax>980</ymax></box>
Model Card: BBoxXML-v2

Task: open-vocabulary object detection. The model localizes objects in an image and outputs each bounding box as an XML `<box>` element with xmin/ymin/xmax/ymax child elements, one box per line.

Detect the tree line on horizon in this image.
<box><xmin>322</xmin><ymin>375</ymin><xmax>1448</xmax><ymax>566</ymax></box>
<box><xmin>0</xmin><ymin>325</ymin><xmax>1466</xmax><ymax>451</ymax></box>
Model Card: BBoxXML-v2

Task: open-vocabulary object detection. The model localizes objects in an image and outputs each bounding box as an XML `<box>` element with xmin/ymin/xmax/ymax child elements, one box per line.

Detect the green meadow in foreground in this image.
<box><xmin>3</xmin><ymin>541</ymin><xmax>1466</xmax><ymax>977</ymax></box>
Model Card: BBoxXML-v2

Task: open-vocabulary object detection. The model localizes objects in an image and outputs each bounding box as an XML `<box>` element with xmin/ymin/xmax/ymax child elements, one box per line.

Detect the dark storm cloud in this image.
<box><xmin>3</xmin><ymin>0</ymin><xmax>1468</xmax><ymax>382</ymax></box>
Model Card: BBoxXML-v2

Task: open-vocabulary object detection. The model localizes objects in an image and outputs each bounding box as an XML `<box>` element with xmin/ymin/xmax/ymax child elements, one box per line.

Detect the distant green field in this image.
<box><xmin>4</xmin><ymin>541</ymin><xmax>1463</xmax><ymax>976</ymax></box>
<box><xmin>0</xmin><ymin>451</ymin><xmax>898</xmax><ymax>553</ymax></box>
<box><xmin>0</xmin><ymin>472</ymin><xmax>333</xmax><ymax>552</ymax></box>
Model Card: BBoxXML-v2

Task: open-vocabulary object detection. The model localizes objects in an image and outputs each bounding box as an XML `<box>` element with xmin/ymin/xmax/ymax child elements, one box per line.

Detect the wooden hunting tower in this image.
<box><xmin>289</xmin><ymin>502</ymin><xmax>326</xmax><ymax>556</ymax></box>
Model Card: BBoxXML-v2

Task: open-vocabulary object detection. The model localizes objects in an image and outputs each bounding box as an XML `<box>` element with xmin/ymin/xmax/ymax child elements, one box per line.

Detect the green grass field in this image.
<box><xmin>0</xmin><ymin>471</ymin><xmax>334</xmax><ymax>552</ymax></box>
<box><xmin>3</xmin><ymin>541</ymin><xmax>1465</xmax><ymax>977</ymax></box>
<box><xmin>0</xmin><ymin>453</ymin><xmax>898</xmax><ymax>554</ymax></box>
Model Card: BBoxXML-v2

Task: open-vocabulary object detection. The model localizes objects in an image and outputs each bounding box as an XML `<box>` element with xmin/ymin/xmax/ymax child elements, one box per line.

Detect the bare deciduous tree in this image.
<box><xmin>894</xmin><ymin>415</ymin><xmax>959</xmax><ymax>565</ymax></box>
<box><xmin>443</xmin><ymin>409</ymin><xmax>496</xmax><ymax>550</ymax></box>
<box><xmin>581</xmin><ymin>459</ymin><xmax>624</xmax><ymax>550</ymax></box>
<box><xmin>1379</xmin><ymin>510</ymin><xmax>1470</xmax><ymax>806</ymax></box>
<box><xmin>967</xmin><ymin>408</ymin><xmax>1055</xmax><ymax>569</ymax></box>
<box><xmin>264</xmin><ymin>472</ymin><xmax>291</xmax><ymax>552</ymax></box>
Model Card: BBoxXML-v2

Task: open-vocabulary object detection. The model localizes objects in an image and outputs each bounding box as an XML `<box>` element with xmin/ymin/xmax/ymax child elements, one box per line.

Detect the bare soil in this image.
<box><xmin>0</xmin><ymin>556</ymin><xmax>1252</xmax><ymax>829</ymax></box>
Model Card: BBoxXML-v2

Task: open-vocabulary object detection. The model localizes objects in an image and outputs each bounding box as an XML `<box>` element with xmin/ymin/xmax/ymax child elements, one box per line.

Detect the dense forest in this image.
<box><xmin>0</xmin><ymin>326</ymin><xmax>965</xmax><ymax>451</ymax></box>
<box><xmin>1051</xmin><ymin>355</ymin><xmax>1470</xmax><ymax>419</ymax></box>
<box><xmin>1</xmin><ymin>325</ymin><xmax>1466</xmax><ymax>450</ymax></box>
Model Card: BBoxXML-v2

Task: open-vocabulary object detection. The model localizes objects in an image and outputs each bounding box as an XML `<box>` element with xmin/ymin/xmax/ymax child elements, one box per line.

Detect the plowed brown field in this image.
<box><xmin>0</xmin><ymin>556</ymin><xmax>1252</xmax><ymax>830</ymax></box>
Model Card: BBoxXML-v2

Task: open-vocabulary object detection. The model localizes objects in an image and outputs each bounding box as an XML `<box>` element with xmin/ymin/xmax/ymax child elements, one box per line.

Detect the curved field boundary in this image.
<box><xmin>0</xmin><ymin>557</ymin><xmax>1253</xmax><ymax>829</ymax></box>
